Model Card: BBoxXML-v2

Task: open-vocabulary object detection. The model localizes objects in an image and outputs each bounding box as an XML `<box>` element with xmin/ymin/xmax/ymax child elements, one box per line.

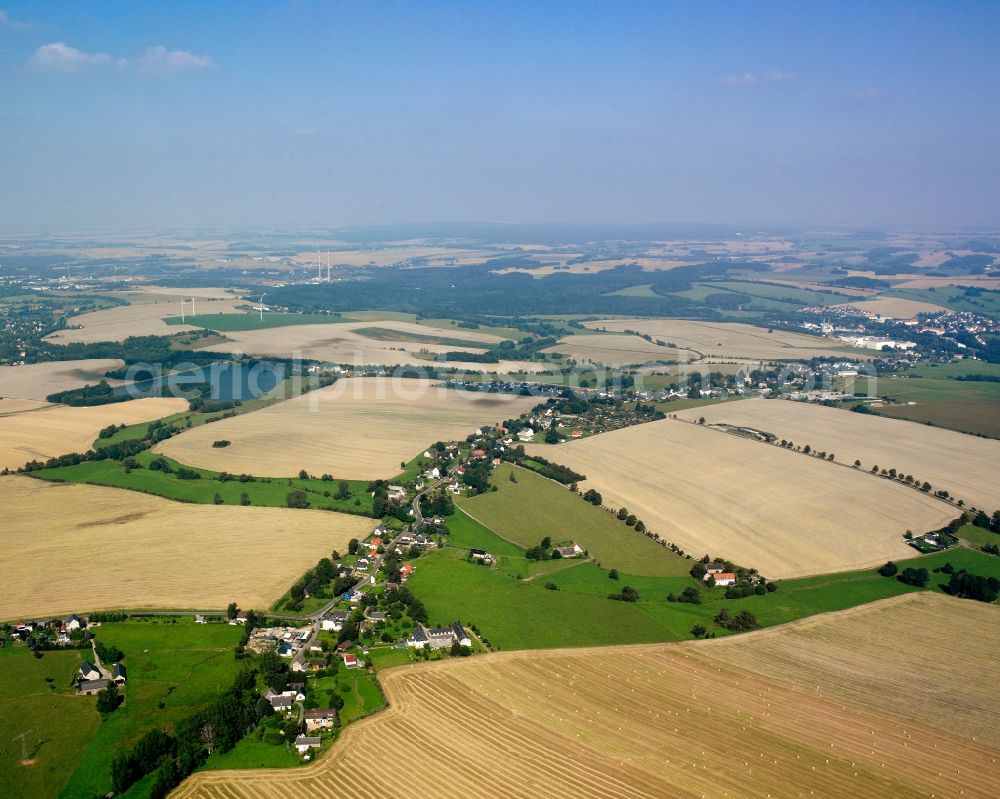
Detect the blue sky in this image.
<box><xmin>1</xmin><ymin>1</ymin><xmax>998</xmax><ymax>233</ymax></box>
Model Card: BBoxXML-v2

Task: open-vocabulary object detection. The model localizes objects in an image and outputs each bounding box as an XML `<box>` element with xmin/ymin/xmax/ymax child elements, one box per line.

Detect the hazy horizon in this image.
<box><xmin>2</xmin><ymin>1</ymin><xmax>999</xmax><ymax>233</ymax></box>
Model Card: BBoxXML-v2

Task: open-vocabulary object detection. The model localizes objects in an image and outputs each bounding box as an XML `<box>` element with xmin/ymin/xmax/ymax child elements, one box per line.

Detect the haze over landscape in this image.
<box><xmin>2</xmin><ymin>3</ymin><xmax>1000</xmax><ymax>799</ymax></box>
<box><xmin>1</xmin><ymin>0</ymin><xmax>999</xmax><ymax>231</ymax></box>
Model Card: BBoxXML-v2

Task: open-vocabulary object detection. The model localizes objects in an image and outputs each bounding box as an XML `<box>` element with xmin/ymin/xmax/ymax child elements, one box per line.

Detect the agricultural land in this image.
<box><xmin>525</xmin><ymin>419</ymin><xmax>953</xmax><ymax>578</ymax></box>
<box><xmin>154</xmin><ymin>377</ymin><xmax>538</xmax><ymax>479</ymax></box>
<box><xmin>0</xmin><ymin>358</ymin><xmax>126</xmax><ymax>400</ymax></box>
<box><xmin>581</xmin><ymin>318</ymin><xmax>858</xmax><ymax>361</ymax></box>
<box><xmin>676</xmin><ymin>398</ymin><xmax>1000</xmax><ymax>511</ymax></box>
<box><xmin>0</xmin><ymin>396</ymin><xmax>187</xmax><ymax>471</ymax></box>
<box><xmin>0</xmin><ymin>475</ymin><xmax>370</xmax><ymax>619</ymax></box>
<box><xmin>172</xmin><ymin>593</ymin><xmax>1000</xmax><ymax>799</ymax></box>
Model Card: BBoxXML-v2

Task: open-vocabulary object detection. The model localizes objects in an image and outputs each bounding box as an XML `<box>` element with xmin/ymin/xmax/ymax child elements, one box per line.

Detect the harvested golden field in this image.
<box><xmin>201</xmin><ymin>320</ymin><xmax>547</xmax><ymax>372</ymax></box>
<box><xmin>0</xmin><ymin>476</ymin><xmax>371</xmax><ymax>620</ymax></box>
<box><xmin>43</xmin><ymin>296</ymin><xmax>245</xmax><ymax>343</ymax></box>
<box><xmin>0</xmin><ymin>358</ymin><xmax>125</xmax><ymax>400</ymax></box>
<box><xmin>582</xmin><ymin>318</ymin><xmax>856</xmax><ymax>360</ymax></box>
<box><xmin>892</xmin><ymin>275</ymin><xmax>1000</xmax><ymax>290</ymax></box>
<box><xmin>155</xmin><ymin>377</ymin><xmax>538</xmax><ymax>479</ymax></box>
<box><xmin>0</xmin><ymin>396</ymin><xmax>187</xmax><ymax>470</ymax></box>
<box><xmin>542</xmin><ymin>333</ymin><xmax>697</xmax><ymax>366</ymax></box>
<box><xmin>832</xmin><ymin>296</ymin><xmax>949</xmax><ymax>318</ymax></box>
<box><xmin>174</xmin><ymin>593</ymin><xmax>1000</xmax><ymax>799</ymax></box>
<box><xmin>675</xmin><ymin>398</ymin><xmax>1000</xmax><ymax>511</ymax></box>
<box><xmin>525</xmin><ymin>419</ymin><xmax>951</xmax><ymax>578</ymax></box>
<box><xmin>703</xmin><ymin>591</ymin><xmax>1000</xmax><ymax>748</ymax></box>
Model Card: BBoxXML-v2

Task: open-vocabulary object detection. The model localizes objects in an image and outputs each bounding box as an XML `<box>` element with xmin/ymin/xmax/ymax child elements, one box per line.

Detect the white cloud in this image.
<box><xmin>137</xmin><ymin>45</ymin><xmax>213</xmax><ymax>73</ymax></box>
<box><xmin>26</xmin><ymin>41</ymin><xmax>213</xmax><ymax>75</ymax></box>
<box><xmin>718</xmin><ymin>72</ymin><xmax>759</xmax><ymax>87</ymax></box>
<box><xmin>29</xmin><ymin>42</ymin><xmax>112</xmax><ymax>71</ymax></box>
<box><xmin>718</xmin><ymin>70</ymin><xmax>795</xmax><ymax>87</ymax></box>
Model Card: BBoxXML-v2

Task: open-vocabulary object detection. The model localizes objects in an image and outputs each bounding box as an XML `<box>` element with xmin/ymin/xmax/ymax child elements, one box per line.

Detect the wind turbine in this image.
<box><xmin>180</xmin><ymin>298</ymin><xmax>186</xmax><ymax>322</ymax></box>
<box><xmin>258</xmin><ymin>293</ymin><xmax>266</xmax><ymax>321</ymax></box>
<box><xmin>191</xmin><ymin>297</ymin><xmax>196</xmax><ymax>316</ymax></box>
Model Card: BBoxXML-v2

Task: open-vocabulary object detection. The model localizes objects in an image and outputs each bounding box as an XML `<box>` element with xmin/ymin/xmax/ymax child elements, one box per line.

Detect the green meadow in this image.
<box><xmin>456</xmin><ymin>464</ymin><xmax>691</xmax><ymax>577</ymax></box>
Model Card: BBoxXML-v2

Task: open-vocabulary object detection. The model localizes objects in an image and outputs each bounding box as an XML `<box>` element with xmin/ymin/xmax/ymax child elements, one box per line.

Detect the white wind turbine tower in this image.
<box><xmin>191</xmin><ymin>297</ymin><xmax>196</xmax><ymax>316</ymax></box>
<box><xmin>180</xmin><ymin>297</ymin><xmax>186</xmax><ymax>322</ymax></box>
<box><xmin>258</xmin><ymin>293</ymin><xmax>266</xmax><ymax>321</ymax></box>
<box><xmin>317</xmin><ymin>252</ymin><xmax>322</xmax><ymax>281</ymax></box>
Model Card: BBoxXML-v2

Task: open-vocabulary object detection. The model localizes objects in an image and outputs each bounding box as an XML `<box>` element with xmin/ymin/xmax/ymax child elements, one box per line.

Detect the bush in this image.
<box><xmin>897</xmin><ymin>567</ymin><xmax>929</xmax><ymax>587</ymax></box>
<box><xmin>286</xmin><ymin>490</ymin><xmax>310</xmax><ymax>509</ymax></box>
<box><xmin>878</xmin><ymin>561</ymin><xmax>898</xmax><ymax>577</ymax></box>
<box><xmin>713</xmin><ymin>608</ymin><xmax>758</xmax><ymax>631</ymax></box>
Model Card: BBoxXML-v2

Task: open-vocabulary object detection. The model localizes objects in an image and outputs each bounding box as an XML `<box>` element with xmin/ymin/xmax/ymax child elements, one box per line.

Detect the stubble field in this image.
<box><xmin>0</xmin><ymin>358</ymin><xmax>125</xmax><ymax>400</ymax></box>
<box><xmin>526</xmin><ymin>419</ymin><xmax>952</xmax><ymax>578</ymax></box>
<box><xmin>582</xmin><ymin>318</ymin><xmax>857</xmax><ymax>360</ymax></box>
<box><xmin>542</xmin><ymin>333</ymin><xmax>697</xmax><ymax>366</ymax></box>
<box><xmin>0</xmin><ymin>476</ymin><xmax>371</xmax><ymax>620</ymax></box>
<box><xmin>831</xmin><ymin>296</ymin><xmax>949</xmax><ymax>317</ymax></box>
<box><xmin>197</xmin><ymin>319</ymin><xmax>549</xmax><ymax>372</ymax></box>
<box><xmin>173</xmin><ymin>592</ymin><xmax>1000</xmax><ymax>799</ymax></box>
<box><xmin>155</xmin><ymin>377</ymin><xmax>539</xmax><ymax>479</ymax></box>
<box><xmin>43</xmin><ymin>296</ymin><xmax>245</xmax><ymax>343</ymax></box>
<box><xmin>675</xmin><ymin>398</ymin><xmax>1000</xmax><ymax>511</ymax></box>
<box><xmin>0</xmin><ymin>396</ymin><xmax>187</xmax><ymax>470</ymax></box>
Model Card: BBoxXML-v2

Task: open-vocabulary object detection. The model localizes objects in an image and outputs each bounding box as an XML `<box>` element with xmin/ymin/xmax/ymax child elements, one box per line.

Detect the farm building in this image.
<box><xmin>407</xmin><ymin>621</ymin><xmax>471</xmax><ymax>650</ymax></box>
<box><xmin>321</xmin><ymin>609</ymin><xmax>349</xmax><ymax>631</ymax></box>
<box><xmin>304</xmin><ymin>708</ymin><xmax>337</xmax><ymax>731</ymax></box>
<box><xmin>294</xmin><ymin>735</ymin><xmax>322</xmax><ymax>754</ymax></box>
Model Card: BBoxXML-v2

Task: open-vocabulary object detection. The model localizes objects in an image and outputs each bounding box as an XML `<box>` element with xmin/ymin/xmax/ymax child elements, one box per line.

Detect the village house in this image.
<box><xmin>78</xmin><ymin>661</ymin><xmax>102</xmax><ymax>682</ymax></box>
<box><xmin>112</xmin><ymin>663</ymin><xmax>128</xmax><ymax>686</ymax></box>
<box><xmin>304</xmin><ymin>708</ymin><xmax>337</xmax><ymax>731</ymax></box>
<box><xmin>63</xmin><ymin>614</ymin><xmax>82</xmax><ymax>632</ymax></box>
<box><xmin>321</xmin><ymin>610</ymin><xmax>349</xmax><ymax>632</ymax></box>
<box><xmin>554</xmin><ymin>542</ymin><xmax>583</xmax><ymax>559</ymax></box>
<box><xmin>469</xmin><ymin>548</ymin><xmax>493</xmax><ymax>564</ymax></box>
<box><xmin>294</xmin><ymin>735</ymin><xmax>322</xmax><ymax>754</ymax></box>
<box><xmin>387</xmin><ymin>485</ymin><xmax>406</xmax><ymax>501</ymax></box>
<box><xmin>708</xmin><ymin>572</ymin><xmax>737</xmax><ymax>587</ymax></box>
<box><xmin>342</xmin><ymin>653</ymin><xmax>360</xmax><ymax>669</ymax></box>
<box><xmin>517</xmin><ymin>427</ymin><xmax>535</xmax><ymax>442</ymax></box>
<box><xmin>407</xmin><ymin>621</ymin><xmax>471</xmax><ymax>650</ymax></box>
<box><xmin>78</xmin><ymin>679</ymin><xmax>110</xmax><ymax>696</ymax></box>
